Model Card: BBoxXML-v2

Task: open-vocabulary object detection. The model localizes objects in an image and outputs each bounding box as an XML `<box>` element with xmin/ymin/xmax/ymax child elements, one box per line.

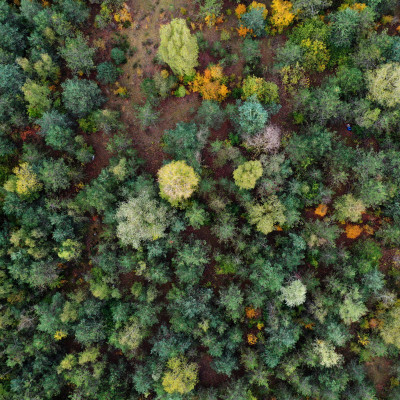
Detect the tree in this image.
<box><xmin>159</xmin><ymin>18</ymin><xmax>199</xmax><ymax>76</ymax></box>
<box><xmin>312</xmin><ymin>339</ymin><xmax>343</xmax><ymax>368</ymax></box>
<box><xmin>280</xmin><ymin>280</ymin><xmax>306</xmax><ymax>307</ymax></box>
<box><xmin>39</xmin><ymin>158</ymin><xmax>72</xmax><ymax>192</ymax></box>
<box><xmin>233</xmin><ymin>160</ymin><xmax>263</xmax><ymax>190</ymax></box>
<box><xmin>339</xmin><ymin>289</ymin><xmax>368</xmax><ymax>325</ymax></box>
<box><xmin>4</xmin><ymin>162</ymin><xmax>43</xmax><ymax>198</ymax></box>
<box><xmin>300</xmin><ymin>38</ymin><xmax>330</xmax><ymax>72</ymax></box>
<box><xmin>270</xmin><ymin>0</ymin><xmax>295</xmax><ymax>33</ymax></box>
<box><xmin>219</xmin><ymin>283</ymin><xmax>244</xmax><ymax>322</ymax></box>
<box><xmin>163</xmin><ymin>122</ymin><xmax>209</xmax><ymax>169</ymax></box>
<box><xmin>366</xmin><ymin>63</ymin><xmax>400</xmax><ymax>109</ymax></box>
<box><xmin>111</xmin><ymin>47</ymin><xmax>127</xmax><ymax>65</ymax></box>
<box><xmin>61</xmin><ymin>78</ymin><xmax>104</xmax><ymax>117</ymax></box>
<box><xmin>195</xmin><ymin>100</ymin><xmax>225</xmax><ymax>129</ymax></box>
<box><xmin>247</xmin><ymin>195</ymin><xmax>286</xmax><ymax>235</ymax></box>
<box><xmin>158</xmin><ymin>161</ymin><xmax>200</xmax><ymax>206</ymax></box>
<box><xmin>59</xmin><ymin>33</ymin><xmax>95</xmax><ymax>75</ymax></box>
<box><xmin>22</xmin><ymin>80</ymin><xmax>52</xmax><ymax>118</ymax></box>
<box><xmin>116</xmin><ymin>190</ymin><xmax>170</xmax><ymax>249</ymax></box>
<box><xmin>293</xmin><ymin>0</ymin><xmax>332</xmax><ymax>18</ymax></box>
<box><xmin>162</xmin><ymin>356</ymin><xmax>198</xmax><ymax>394</ymax></box>
<box><xmin>96</xmin><ymin>61</ymin><xmax>120</xmax><ymax>84</ymax></box>
<box><xmin>241</xmin><ymin>7</ymin><xmax>267</xmax><ymax>38</ymax></box>
<box><xmin>334</xmin><ymin>194</ymin><xmax>366</xmax><ymax>222</ymax></box>
<box><xmin>243</xmin><ymin>124</ymin><xmax>281</xmax><ymax>154</ymax></box>
<box><xmin>58</xmin><ymin>239</ymin><xmax>82</xmax><ymax>261</ymax></box>
<box><xmin>380</xmin><ymin>305</ymin><xmax>400</xmax><ymax>349</ymax></box>
<box><xmin>242</xmin><ymin>76</ymin><xmax>279</xmax><ymax>104</ymax></box>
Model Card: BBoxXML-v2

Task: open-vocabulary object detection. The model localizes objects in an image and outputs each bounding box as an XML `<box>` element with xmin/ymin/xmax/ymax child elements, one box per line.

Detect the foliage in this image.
<box><xmin>233</xmin><ymin>160</ymin><xmax>263</xmax><ymax>190</ymax></box>
<box><xmin>158</xmin><ymin>160</ymin><xmax>200</xmax><ymax>206</ymax></box>
<box><xmin>191</xmin><ymin>64</ymin><xmax>229</xmax><ymax>101</ymax></box>
<box><xmin>334</xmin><ymin>194</ymin><xmax>366</xmax><ymax>222</ymax></box>
<box><xmin>242</xmin><ymin>76</ymin><xmax>279</xmax><ymax>104</ymax></box>
<box><xmin>270</xmin><ymin>0</ymin><xmax>296</xmax><ymax>33</ymax></box>
<box><xmin>247</xmin><ymin>195</ymin><xmax>286</xmax><ymax>235</ymax></box>
<box><xmin>159</xmin><ymin>18</ymin><xmax>199</xmax><ymax>76</ymax></box>
<box><xmin>59</xmin><ymin>33</ymin><xmax>95</xmax><ymax>75</ymax></box>
<box><xmin>97</xmin><ymin>61</ymin><xmax>120</xmax><ymax>84</ymax></box>
<box><xmin>61</xmin><ymin>78</ymin><xmax>104</xmax><ymax>117</ymax></box>
<box><xmin>280</xmin><ymin>280</ymin><xmax>307</xmax><ymax>307</ymax></box>
<box><xmin>162</xmin><ymin>356</ymin><xmax>198</xmax><ymax>394</ymax></box>
<box><xmin>116</xmin><ymin>190</ymin><xmax>170</xmax><ymax>248</ymax></box>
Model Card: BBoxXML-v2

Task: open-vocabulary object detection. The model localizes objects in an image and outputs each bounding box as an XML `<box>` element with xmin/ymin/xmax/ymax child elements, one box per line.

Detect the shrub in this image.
<box><xmin>247</xmin><ymin>195</ymin><xmax>286</xmax><ymax>235</ymax></box>
<box><xmin>158</xmin><ymin>161</ymin><xmax>200</xmax><ymax>206</ymax></box>
<box><xmin>233</xmin><ymin>160</ymin><xmax>263</xmax><ymax>190</ymax></box>
<box><xmin>96</xmin><ymin>61</ymin><xmax>120</xmax><ymax>84</ymax></box>
<box><xmin>135</xmin><ymin>102</ymin><xmax>160</xmax><ymax>129</ymax></box>
<box><xmin>159</xmin><ymin>18</ymin><xmax>199</xmax><ymax>76</ymax></box>
<box><xmin>116</xmin><ymin>191</ymin><xmax>170</xmax><ymax>249</ymax></box>
<box><xmin>162</xmin><ymin>356</ymin><xmax>198</xmax><ymax>394</ymax></box>
<box><xmin>280</xmin><ymin>280</ymin><xmax>306</xmax><ymax>307</ymax></box>
<box><xmin>111</xmin><ymin>47</ymin><xmax>127</xmax><ymax>65</ymax></box>
<box><xmin>61</xmin><ymin>78</ymin><xmax>104</xmax><ymax>117</ymax></box>
<box><xmin>334</xmin><ymin>194</ymin><xmax>366</xmax><ymax>222</ymax></box>
<box><xmin>59</xmin><ymin>33</ymin><xmax>95</xmax><ymax>75</ymax></box>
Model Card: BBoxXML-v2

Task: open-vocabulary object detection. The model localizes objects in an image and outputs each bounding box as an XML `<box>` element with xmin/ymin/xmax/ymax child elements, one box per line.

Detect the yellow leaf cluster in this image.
<box><xmin>191</xmin><ymin>65</ymin><xmax>230</xmax><ymax>101</ymax></box>
<box><xmin>114</xmin><ymin>3</ymin><xmax>132</xmax><ymax>29</ymax></box>
<box><xmin>270</xmin><ymin>0</ymin><xmax>295</xmax><ymax>33</ymax></box>
<box><xmin>12</xmin><ymin>162</ymin><xmax>43</xmax><ymax>196</ymax></box>
<box><xmin>249</xmin><ymin>1</ymin><xmax>268</xmax><ymax>19</ymax></box>
<box><xmin>247</xmin><ymin>333</ymin><xmax>257</xmax><ymax>345</ymax></box>
<box><xmin>54</xmin><ymin>330</ymin><xmax>68</xmax><ymax>341</ymax></box>
<box><xmin>339</xmin><ymin>3</ymin><xmax>367</xmax><ymax>12</ymax></box>
<box><xmin>245</xmin><ymin>307</ymin><xmax>257</xmax><ymax>319</ymax></box>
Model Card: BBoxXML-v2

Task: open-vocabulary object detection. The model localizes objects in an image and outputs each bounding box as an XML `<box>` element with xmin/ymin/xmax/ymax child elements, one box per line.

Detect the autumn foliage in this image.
<box><xmin>345</xmin><ymin>224</ymin><xmax>363</xmax><ymax>239</ymax></box>
<box><xmin>270</xmin><ymin>0</ymin><xmax>295</xmax><ymax>33</ymax></box>
<box><xmin>190</xmin><ymin>65</ymin><xmax>230</xmax><ymax>101</ymax></box>
<box><xmin>315</xmin><ymin>204</ymin><xmax>328</xmax><ymax>217</ymax></box>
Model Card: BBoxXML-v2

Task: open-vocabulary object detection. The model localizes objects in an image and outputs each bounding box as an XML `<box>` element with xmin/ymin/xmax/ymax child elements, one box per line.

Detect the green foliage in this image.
<box><xmin>247</xmin><ymin>195</ymin><xmax>286</xmax><ymax>235</ymax></box>
<box><xmin>242</xmin><ymin>76</ymin><xmax>279</xmax><ymax>105</ymax></box>
<box><xmin>135</xmin><ymin>101</ymin><xmax>160</xmax><ymax>129</ymax></box>
<box><xmin>241</xmin><ymin>8</ymin><xmax>266</xmax><ymax>38</ymax></box>
<box><xmin>116</xmin><ymin>190</ymin><xmax>170</xmax><ymax>249</ymax></box>
<box><xmin>39</xmin><ymin>158</ymin><xmax>72</xmax><ymax>192</ymax></box>
<box><xmin>159</xmin><ymin>18</ymin><xmax>199</xmax><ymax>76</ymax></box>
<box><xmin>195</xmin><ymin>100</ymin><xmax>225</xmax><ymax>129</ymax></box>
<box><xmin>219</xmin><ymin>283</ymin><xmax>244</xmax><ymax>322</ymax></box>
<box><xmin>339</xmin><ymin>289</ymin><xmax>368</xmax><ymax>325</ymax></box>
<box><xmin>61</xmin><ymin>78</ymin><xmax>104</xmax><ymax>117</ymax></box>
<box><xmin>22</xmin><ymin>79</ymin><xmax>52</xmax><ymax>118</ymax></box>
<box><xmin>59</xmin><ymin>33</ymin><xmax>95</xmax><ymax>75</ymax></box>
<box><xmin>380</xmin><ymin>305</ymin><xmax>400</xmax><ymax>349</ymax></box>
<box><xmin>280</xmin><ymin>280</ymin><xmax>307</xmax><ymax>307</ymax></box>
<box><xmin>58</xmin><ymin>239</ymin><xmax>82</xmax><ymax>261</ymax></box>
<box><xmin>111</xmin><ymin>47</ymin><xmax>127</xmax><ymax>64</ymax></box>
<box><xmin>96</xmin><ymin>61</ymin><xmax>120</xmax><ymax>84</ymax></box>
<box><xmin>366</xmin><ymin>62</ymin><xmax>400</xmax><ymax>109</ymax></box>
<box><xmin>334</xmin><ymin>194</ymin><xmax>366</xmax><ymax>222</ymax></box>
<box><xmin>233</xmin><ymin>160</ymin><xmax>263</xmax><ymax>190</ymax></box>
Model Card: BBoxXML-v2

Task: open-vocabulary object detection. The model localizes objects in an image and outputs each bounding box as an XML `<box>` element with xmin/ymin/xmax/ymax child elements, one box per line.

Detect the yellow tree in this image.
<box><xmin>4</xmin><ymin>162</ymin><xmax>43</xmax><ymax>198</ymax></box>
<box><xmin>162</xmin><ymin>356</ymin><xmax>198</xmax><ymax>394</ymax></box>
<box><xmin>270</xmin><ymin>0</ymin><xmax>295</xmax><ymax>33</ymax></box>
<box><xmin>158</xmin><ymin>160</ymin><xmax>200</xmax><ymax>206</ymax></box>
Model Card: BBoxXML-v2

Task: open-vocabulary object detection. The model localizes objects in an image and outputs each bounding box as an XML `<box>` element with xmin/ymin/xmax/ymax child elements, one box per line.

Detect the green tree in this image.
<box><xmin>61</xmin><ymin>78</ymin><xmax>104</xmax><ymax>117</ymax></box>
<box><xmin>116</xmin><ymin>190</ymin><xmax>170</xmax><ymax>249</ymax></box>
<box><xmin>233</xmin><ymin>160</ymin><xmax>263</xmax><ymax>190</ymax></box>
<box><xmin>59</xmin><ymin>33</ymin><xmax>95</xmax><ymax>75</ymax></box>
<box><xmin>162</xmin><ymin>356</ymin><xmax>198</xmax><ymax>394</ymax></box>
<box><xmin>22</xmin><ymin>80</ymin><xmax>52</xmax><ymax>118</ymax></box>
<box><xmin>366</xmin><ymin>63</ymin><xmax>400</xmax><ymax>109</ymax></box>
<box><xmin>159</xmin><ymin>18</ymin><xmax>199</xmax><ymax>76</ymax></box>
<box><xmin>158</xmin><ymin>160</ymin><xmax>200</xmax><ymax>206</ymax></box>
<box><xmin>380</xmin><ymin>305</ymin><xmax>400</xmax><ymax>349</ymax></box>
<box><xmin>58</xmin><ymin>239</ymin><xmax>82</xmax><ymax>261</ymax></box>
<box><xmin>219</xmin><ymin>283</ymin><xmax>244</xmax><ymax>322</ymax></box>
<box><xmin>39</xmin><ymin>158</ymin><xmax>72</xmax><ymax>192</ymax></box>
<box><xmin>247</xmin><ymin>195</ymin><xmax>286</xmax><ymax>235</ymax></box>
<box><xmin>339</xmin><ymin>289</ymin><xmax>368</xmax><ymax>325</ymax></box>
<box><xmin>280</xmin><ymin>280</ymin><xmax>307</xmax><ymax>307</ymax></box>
<box><xmin>334</xmin><ymin>194</ymin><xmax>366</xmax><ymax>222</ymax></box>
<box><xmin>96</xmin><ymin>61</ymin><xmax>120</xmax><ymax>84</ymax></box>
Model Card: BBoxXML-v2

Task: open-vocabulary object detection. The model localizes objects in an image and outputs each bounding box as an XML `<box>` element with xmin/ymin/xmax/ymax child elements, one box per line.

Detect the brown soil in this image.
<box><xmin>198</xmin><ymin>354</ymin><xmax>229</xmax><ymax>387</ymax></box>
<box><xmin>365</xmin><ymin>357</ymin><xmax>393</xmax><ymax>397</ymax></box>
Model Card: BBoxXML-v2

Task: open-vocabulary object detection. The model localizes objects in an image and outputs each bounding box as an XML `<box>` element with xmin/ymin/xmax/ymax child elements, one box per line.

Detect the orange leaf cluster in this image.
<box><xmin>190</xmin><ymin>65</ymin><xmax>230</xmax><ymax>101</ymax></box>
<box><xmin>246</xmin><ymin>307</ymin><xmax>257</xmax><ymax>319</ymax></box>
<box><xmin>237</xmin><ymin>25</ymin><xmax>253</xmax><ymax>37</ymax></box>
<box><xmin>235</xmin><ymin>4</ymin><xmax>247</xmax><ymax>19</ymax></box>
<box><xmin>114</xmin><ymin>3</ymin><xmax>132</xmax><ymax>30</ymax></box>
<box><xmin>314</xmin><ymin>204</ymin><xmax>328</xmax><ymax>217</ymax></box>
<box><xmin>345</xmin><ymin>224</ymin><xmax>363</xmax><ymax>239</ymax></box>
<box><xmin>247</xmin><ymin>333</ymin><xmax>257</xmax><ymax>345</ymax></box>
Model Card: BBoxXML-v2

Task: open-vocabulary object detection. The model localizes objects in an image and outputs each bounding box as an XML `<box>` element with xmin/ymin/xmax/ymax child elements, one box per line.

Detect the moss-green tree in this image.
<box><xmin>159</xmin><ymin>18</ymin><xmax>199</xmax><ymax>76</ymax></box>
<box><xmin>233</xmin><ymin>160</ymin><xmax>263</xmax><ymax>190</ymax></box>
<box><xmin>158</xmin><ymin>160</ymin><xmax>200</xmax><ymax>206</ymax></box>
